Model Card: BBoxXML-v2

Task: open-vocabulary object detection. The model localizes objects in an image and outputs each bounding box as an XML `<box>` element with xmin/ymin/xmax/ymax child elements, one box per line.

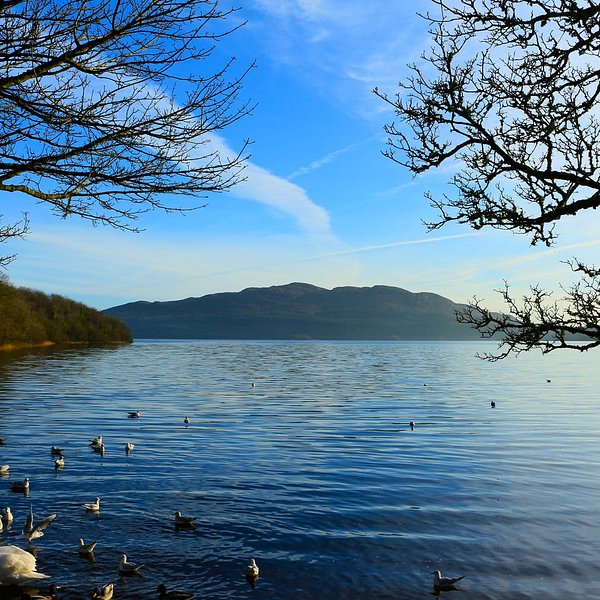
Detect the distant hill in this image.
<box><xmin>103</xmin><ymin>282</ymin><xmax>482</xmax><ymax>341</ymax></box>
<box><xmin>0</xmin><ymin>277</ymin><xmax>132</xmax><ymax>349</ymax></box>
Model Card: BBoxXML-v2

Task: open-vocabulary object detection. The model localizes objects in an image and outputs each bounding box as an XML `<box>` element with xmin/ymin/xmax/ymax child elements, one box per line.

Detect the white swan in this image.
<box><xmin>0</xmin><ymin>545</ymin><xmax>49</xmax><ymax>585</ymax></box>
<box><xmin>119</xmin><ymin>553</ymin><xmax>144</xmax><ymax>575</ymax></box>
<box><xmin>82</xmin><ymin>498</ymin><xmax>100</xmax><ymax>512</ymax></box>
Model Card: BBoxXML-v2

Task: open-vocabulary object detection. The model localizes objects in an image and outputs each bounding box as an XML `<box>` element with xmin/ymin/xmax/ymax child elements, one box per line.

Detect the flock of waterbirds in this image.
<box><xmin>0</xmin><ymin>412</ymin><xmax>262</xmax><ymax>599</ymax></box>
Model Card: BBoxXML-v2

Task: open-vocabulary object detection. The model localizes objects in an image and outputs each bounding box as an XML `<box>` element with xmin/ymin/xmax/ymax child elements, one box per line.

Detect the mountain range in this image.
<box><xmin>103</xmin><ymin>282</ymin><xmax>483</xmax><ymax>341</ymax></box>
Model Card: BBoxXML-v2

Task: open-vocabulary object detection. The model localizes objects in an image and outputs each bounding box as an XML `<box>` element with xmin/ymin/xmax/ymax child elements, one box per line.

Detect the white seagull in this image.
<box><xmin>91</xmin><ymin>582</ymin><xmax>114</xmax><ymax>600</ymax></box>
<box><xmin>119</xmin><ymin>553</ymin><xmax>144</xmax><ymax>575</ymax></box>
<box><xmin>23</xmin><ymin>512</ymin><xmax>57</xmax><ymax>542</ymax></box>
<box><xmin>431</xmin><ymin>569</ymin><xmax>465</xmax><ymax>589</ymax></box>
<box><xmin>82</xmin><ymin>497</ymin><xmax>101</xmax><ymax>512</ymax></box>
<box><xmin>2</xmin><ymin>506</ymin><xmax>13</xmax><ymax>525</ymax></box>
<box><xmin>78</xmin><ymin>538</ymin><xmax>97</xmax><ymax>555</ymax></box>
<box><xmin>0</xmin><ymin>545</ymin><xmax>50</xmax><ymax>585</ymax></box>
<box><xmin>246</xmin><ymin>558</ymin><xmax>259</xmax><ymax>578</ymax></box>
<box><xmin>0</xmin><ymin>464</ymin><xmax>10</xmax><ymax>474</ymax></box>
<box><xmin>89</xmin><ymin>436</ymin><xmax>103</xmax><ymax>447</ymax></box>
<box><xmin>174</xmin><ymin>511</ymin><xmax>197</xmax><ymax>529</ymax></box>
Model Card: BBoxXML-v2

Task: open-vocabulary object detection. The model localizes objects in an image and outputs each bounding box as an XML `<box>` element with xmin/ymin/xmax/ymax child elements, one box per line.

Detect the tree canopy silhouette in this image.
<box><xmin>375</xmin><ymin>0</ymin><xmax>600</xmax><ymax>359</ymax></box>
<box><xmin>0</xmin><ymin>0</ymin><xmax>252</xmax><ymax>265</ymax></box>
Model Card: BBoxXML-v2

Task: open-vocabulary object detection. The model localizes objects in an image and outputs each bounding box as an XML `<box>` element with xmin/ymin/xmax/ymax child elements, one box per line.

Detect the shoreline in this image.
<box><xmin>0</xmin><ymin>340</ymin><xmax>131</xmax><ymax>352</ymax></box>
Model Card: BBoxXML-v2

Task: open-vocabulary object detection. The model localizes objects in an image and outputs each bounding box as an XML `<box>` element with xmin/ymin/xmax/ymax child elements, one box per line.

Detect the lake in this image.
<box><xmin>0</xmin><ymin>340</ymin><xmax>599</xmax><ymax>599</ymax></box>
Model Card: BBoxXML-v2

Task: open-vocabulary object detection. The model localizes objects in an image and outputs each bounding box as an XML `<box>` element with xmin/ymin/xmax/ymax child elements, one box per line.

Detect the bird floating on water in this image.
<box><xmin>23</xmin><ymin>511</ymin><xmax>57</xmax><ymax>542</ymax></box>
<box><xmin>2</xmin><ymin>506</ymin><xmax>12</xmax><ymax>525</ymax></box>
<box><xmin>183</xmin><ymin>416</ymin><xmax>190</xmax><ymax>425</ymax></box>
<box><xmin>431</xmin><ymin>569</ymin><xmax>465</xmax><ymax>589</ymax></box>
<box><xmin>0</xmin><ymin>545</ymin><xmax>50</xmax><ymax>585</ymax></box>
<box><xmin>50</xmin><ymin>447</ymin><xmax>63</xmax><ymax>456</ymax></box>
<box><xmin>246</xmin><ymin>558</ymin><xmax>259</xmax><ymax>578</ymax></box>
<box><xmin>119</xmin><ymin>553</ymin><xmax>144</xmax><ymax>575</ymax></box>
<box><xmin>78</xmin><ymin>538</ymin><xmax>97</xmax><ymax>555</ymax></box>
<box><xmin>174</xmin><ymin>511</ymin><xmax>197</xmax><ymax>529</ymax></box>
<box><xmin>54</xmin><ymin>456</ymin><xmax>65</xmax><ymax>469</ymax></box>
<box><xmin>11</xmin><ymin>478</ymin><xmax>29</xmax><ymax>493</ymax></box>
<box><xmin>90</xmin><ymin>435</ymin><xmax>103</xmax><ymax>447</ymax></box>
<box><xmin>0</xmin><ymin>437</ymin><xmax>5</xmax><ymax>445</ymax></box>
<box><xmin>491</xmin><ymin>400</ymin><xmax>496</xmax><ymax>408</ymax></box>
<box><xmin>82</xmin><ymin>497</ymin><xmax>101</xmax><ymax>512</ymax></box>
<box><xmin>409</xmin><ymin>421</ymin><xmax>415</xmax><ymax>430</ymax></box>
<box><xmin>0</xmin><ymin>464</ymin><xmax>10</xmax><ymax>474</ymax></box>
<box><xmin>91</xmin><ymin>582</ymin><xmax>114</xmax><ymax>600</ymax></box>
<box><xmin>156</xmin><ymin>583</ymin><xmax>195</xmax><ymax>600</ymax></box>
<box><xmin>125</xmin><ymin>442</ymin><xmax>135</xmax><ymax>453</ymax></box>
<box><xmin>20</xmin><ymin>582</ymin><xmax>61</xmax><ymax>600</ymax></box>
<box><xmin>128</xmin><ymin>410</ymin><xmax>142</xmax><ymax>418</ymax></box>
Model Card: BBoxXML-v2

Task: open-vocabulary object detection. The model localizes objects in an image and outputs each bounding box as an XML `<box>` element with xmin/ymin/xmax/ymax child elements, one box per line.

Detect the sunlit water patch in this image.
<box><xmin>0</xmin><ymin>340</ymin><xmax>599</xmax><ymax>599</ymax></box>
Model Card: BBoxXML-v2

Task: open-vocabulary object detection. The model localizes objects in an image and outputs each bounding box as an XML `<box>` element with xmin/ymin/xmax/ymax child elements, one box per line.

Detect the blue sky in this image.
<box><xmin>3</xmin><ymin>0</ymin><xmax>599</xmax><ymax>310</ymax></box>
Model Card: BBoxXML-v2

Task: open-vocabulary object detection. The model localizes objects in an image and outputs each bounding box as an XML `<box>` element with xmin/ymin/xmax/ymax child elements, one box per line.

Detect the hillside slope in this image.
<box><xmin>104</xmin><ymin>282</ymin><xmax>481</xmax><ymax>341</ymax></box>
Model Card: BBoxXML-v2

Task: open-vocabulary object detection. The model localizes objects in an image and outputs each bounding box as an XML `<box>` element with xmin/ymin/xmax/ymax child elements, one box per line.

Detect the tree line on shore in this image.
<box><xmin>0</xmin><ymin>276</ymin><xmax>132</xmax><ymax>347</ymax></box>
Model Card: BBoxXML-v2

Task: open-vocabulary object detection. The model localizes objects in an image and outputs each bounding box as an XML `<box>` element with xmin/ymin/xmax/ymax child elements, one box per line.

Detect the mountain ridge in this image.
<box><xmin>103</xmin><ymin>282</ymin><xmax>482</xmax><ymax>341</ymax></box>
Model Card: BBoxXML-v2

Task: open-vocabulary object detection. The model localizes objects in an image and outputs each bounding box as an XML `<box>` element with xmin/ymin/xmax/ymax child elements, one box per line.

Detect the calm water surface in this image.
<box><xmin>0</xmin><ymin>340</ymin><xmax>599</xmax><ymax>599</ymax></box>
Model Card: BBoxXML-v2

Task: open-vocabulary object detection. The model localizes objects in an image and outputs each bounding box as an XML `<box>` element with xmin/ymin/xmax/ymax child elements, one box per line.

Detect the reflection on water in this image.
<box><xmin>0</xmin><ymin>340</ymin><xmax>599</xmax><ymax>599</ymax></box>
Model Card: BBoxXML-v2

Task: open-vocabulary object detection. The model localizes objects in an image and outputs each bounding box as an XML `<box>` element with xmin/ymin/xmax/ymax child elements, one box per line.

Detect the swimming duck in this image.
<box><xmin>246</xmin><ymin>558</ymin><xmax>259</xmax><ymax>578</ymax></box>
<box><xmin>156</xmin><ymin>584</ymin><xmax>194</xmax><ymax>600</ymax></box>
<box><xmin>91</xmin><ymin>583</ymin><xmax>113</xmax><ymax>600</ymax></box>
<box><xmin>2</xmin><ymin>506</ymin><xmax>12</xmax><ymax>525</ymax></box>
<box><xmin>174</xmin><ymin>511</ymin><xmax>197</xmax><ymax>529</ymax></box>
<box><xmin>82</xmin><ymin>498</ymin><xmax>101</xmax><ymax>512</ymax></box>
<box><xmin>431</xmin><ymin>569</ymin><xmax>465</xmax><ymax>589</ymax></box>
<box><xmin>119</xmin><ymin>553</ymin><xmax>144</xmax><ymax>575</ymax></box>
<box><xmin>11</xmin><ymin>478</ymin><xmax>29</xmax><ymax>493</ymax></box>
<box><xmin>125</xmin><ymin>442</ymin><xmax>135</xmax><ymax>453</ymax></box>
<box><xmin>183</xmin><ymin>416</ymin><xmax>190</xmax><ymax>425</ymax></box>
<box><xmin>0</xmin><ymin>545</ymin><xmax>49</xmax><ymax>585</ymax></box>
<box><xmin>127</xmin><ymin>411</ymin><xmax>141</xmax><ymax>418</ymax></box>
<box><xmin>77</xmin><ymin>538</ymin><xmax>97</xmax><ymax>555</ymax></box>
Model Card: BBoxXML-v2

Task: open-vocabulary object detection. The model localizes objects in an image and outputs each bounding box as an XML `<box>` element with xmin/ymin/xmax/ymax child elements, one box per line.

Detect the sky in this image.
<box><xmin>3</xmin><ymin>0</ymin><xmax>599</xmax><ymax>311</ymax></box>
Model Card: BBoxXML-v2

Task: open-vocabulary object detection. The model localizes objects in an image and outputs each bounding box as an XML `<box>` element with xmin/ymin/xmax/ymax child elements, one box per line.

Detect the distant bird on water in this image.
<box><xmin>128</xmin><ymin>411</ymin><xmax>141</xmax><ymax>418</ymax></box>
<box><xmin>82</xmin><ymin>497</ymin><xmax>101</xmax><ymax>512</ymax></box>
<box><xmin>409</xmin><ymin>421</ymin><xmax>415</xmax><ymax>430</ymax></box>
<box><xmin>0</xmin><ymin>437</ymin><xmax>5</xmax><ymax>445</ymax></box>
<box><xmin>119</xmin><ymin>553</ymin><xmax>144</xmax><ymax>575</ymax></box>
<box><xmin>156</xmin><ymin>583</ymin><xmax>194</xmax><ymax>600</ymax></box>
<box><xmin>91</xmin><ymin>583</ymin><xmax>114</xmax><ymax>600</ymax></box>
<box><xmin>184</xmin><ymin>416</ymin><xmax>190</xmax><ymax>425</ymax></box>
<box><xmin>547</xmin><ymin>379</ymin><xmax>552</xmax><ymax>383</ymax></box>
<box><xmin>0</xmin><ymin>544</ymin><xmax>49</xmax><ymax>585</ymax></box>
<box><xmin>11</xmin><ymin>478</ymin><xmax>29</xmax><ymax>493</ymax></box>
<box><xmin>50</xmin><ymin>447</ymin><xmax>64</xmax><ymax>456</ymax></box>
<box><xmin>54</xmin><ymin>456</ymin><xmax>65</xmax><ymax>469</ymax></box>
<box><xmin>174</xmin><ymin>511</ymin><xmax>197</xmax><ymax>529</ymax></box>
<box><xmin>491</xmin><ymin>400</ymin><xmax>496</xmax><ymax>408</ymax></box>
<box><xmin>431</xmin><ymin>569</ymin><xmax>465</xmax><ymax>589</ymax></box>
<box><xmin>78</xmin><ymin>538</ymin><xmax>97</xmax><ymax>555</ymax></box>
<box><xmin>125</xmin><ymin>442</ymin><xmax>135</xmax><ymax>453</ymax></box>
<box><xmin>0</xmin><ymin>464</ymin><xmax>10</xmax><ymax>474</ymax></box>
<box><xmin>90</xmin><ymin>435</ymin><xmax>103</xmax><ymax>447</ymax></box>
<box><xmin>2</xmin><ymin>506</ymin><xmax>13</xmax><ymax>525</ymax></box>
<box><xmin>246</xmin><ymin>558</ymin><xmax>259</xmax><ymax>578</ymax></box>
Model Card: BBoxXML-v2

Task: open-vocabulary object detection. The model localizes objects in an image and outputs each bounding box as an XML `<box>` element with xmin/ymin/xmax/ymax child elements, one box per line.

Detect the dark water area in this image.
<box><xmin>0</xmin><ymin>340</ymin><xmax>599</xmax><ymax>599</ymax></box>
